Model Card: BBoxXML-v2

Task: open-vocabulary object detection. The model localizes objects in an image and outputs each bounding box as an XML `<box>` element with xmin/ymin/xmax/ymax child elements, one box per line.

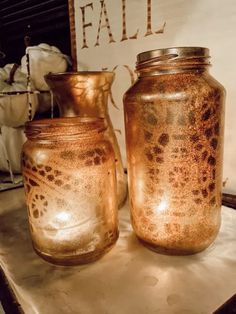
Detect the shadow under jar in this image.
<box><xmin>22</xmin><ymin>117</ymin><xmax>118</xmax><ymax>265</ymax></box>
<box><xmin>123</xmin><ymin>47</ymin><xmax>225</xmax><ymax>255</ymax></box>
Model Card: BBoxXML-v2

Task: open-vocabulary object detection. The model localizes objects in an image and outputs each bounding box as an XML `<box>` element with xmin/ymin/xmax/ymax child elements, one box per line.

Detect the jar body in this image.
<box><xmin>124</xmin><ymin>70</ymin><xmax>225</xmax><ymax>254</ymax></box>
<box><xmin>22</xmin><ymin>121</ymin><xmax>118</xmax><ymax>265</ymax></box>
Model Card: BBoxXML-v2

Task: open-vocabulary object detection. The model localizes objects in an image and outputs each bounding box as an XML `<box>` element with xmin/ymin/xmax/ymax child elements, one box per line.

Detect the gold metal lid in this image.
<box><xmin>137</xmin><ymin>47</ymin><xmax>210</xmax><ymax>63</ymax></box>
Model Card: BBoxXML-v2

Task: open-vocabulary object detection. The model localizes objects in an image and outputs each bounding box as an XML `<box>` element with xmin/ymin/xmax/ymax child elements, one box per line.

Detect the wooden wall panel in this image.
<box><xmin>0</xmin><ymin>0</ymin><xmax>71</xmax><ymax>64</ymax></box>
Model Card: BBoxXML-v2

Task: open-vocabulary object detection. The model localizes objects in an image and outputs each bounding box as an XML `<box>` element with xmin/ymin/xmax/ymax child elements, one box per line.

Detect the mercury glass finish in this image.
<box><xmin>123</xmin><ymin>47</ymin><xmax>225</xmax><ymax>255</ymax></box>
<box><xmin>22</xmin><ymin>117</ymin><xmax>118</xmax><ymax>265</ymax></box>
<box><xmin>44</xmin><ymin>71</ymin><xmax>127</xmax><ymax>208</ymax></box>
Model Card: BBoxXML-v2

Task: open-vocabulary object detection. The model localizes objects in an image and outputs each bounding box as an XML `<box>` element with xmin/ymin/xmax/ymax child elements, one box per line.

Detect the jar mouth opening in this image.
<box><xmin>25</xmin><ymin>117</ymin><xmax>106</xmax><ymax>140</ymax></box>
<box><xmin>26</xmin><ymin>116</ymin><xmax>104</xmax><ymax>127</ymax></box>
<box><xmin>44</xmin><ymin>71</ymin><xmax>114</xmax><ymax>81</ymax></box>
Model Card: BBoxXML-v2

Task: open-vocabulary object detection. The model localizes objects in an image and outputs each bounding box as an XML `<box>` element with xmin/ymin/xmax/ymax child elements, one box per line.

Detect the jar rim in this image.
<box><xmin>137</xmin><ymin>47</ymin><xmax>210</xmax><ymax>63</ymax></box>
<box><xmin>26</xmin><ymin>116</ymin><xmax>104</xmax><ymax>127</ymax></box>
<box><xmin>25</xmin><ymin>117</ymin><xmax>106</xmax><ymax>141</ymax></box>
<box><xmin>44</xmin><ymin>71</ymin><xmax>114</xmax><ymax>81</ymax></box>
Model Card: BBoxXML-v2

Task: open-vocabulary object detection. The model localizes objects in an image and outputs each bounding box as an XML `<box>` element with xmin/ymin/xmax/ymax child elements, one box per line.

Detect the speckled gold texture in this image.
<box><xmin>22</xmin><ymin>117</ymin><xmax>118</xmax><ymax>265</ymax></box>
<box><xmin>44</xmin><ymin>72</ymin><xmax>127</xmax><ymax>208</ymax></box>
<box><xmin>123</xmin><ymin>47</ymin><xmax>225</xmax><ymax>255</ymax></box>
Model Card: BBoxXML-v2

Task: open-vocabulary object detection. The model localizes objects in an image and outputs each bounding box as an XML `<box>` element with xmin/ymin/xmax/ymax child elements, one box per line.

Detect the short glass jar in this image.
<box><xmin>22</xmin><ymin>117</ymin><xmax>118</xmax><ymax>265</ymax></box>
<box><xmin>123</xmin><ymin>47</ymin><xmax>225</xmax><ymax>255</ymax></box>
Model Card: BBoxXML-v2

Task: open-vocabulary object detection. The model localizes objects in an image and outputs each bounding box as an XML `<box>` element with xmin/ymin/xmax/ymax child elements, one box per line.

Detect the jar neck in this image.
<box><xmin>25</xmin><ymin>117</ymin><xmax>106</xmax><ymax>142</ymax></box>
<box><xmin>136</xmin><ymin>47</ymin><xmax>211</xmax><ymax>77</ymax></box>
<box><xmin>44</xmin><ymin>71</ymin><xmax>114</xmax><ymax>118</ymax></box>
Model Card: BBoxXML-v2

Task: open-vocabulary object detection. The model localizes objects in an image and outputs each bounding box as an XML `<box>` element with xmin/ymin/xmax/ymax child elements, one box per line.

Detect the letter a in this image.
<box><xmin>95</xmin><ymin>0</ymin><xmax>116</xmax><ymax>46</ymax></box>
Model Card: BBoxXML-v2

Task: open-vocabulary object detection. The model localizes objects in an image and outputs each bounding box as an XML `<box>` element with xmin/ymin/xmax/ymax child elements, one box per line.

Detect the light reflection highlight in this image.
<box><xmin>155</xmin><ymin>197</ymin><xmax>168</xmax><ymax>213</ymax></box>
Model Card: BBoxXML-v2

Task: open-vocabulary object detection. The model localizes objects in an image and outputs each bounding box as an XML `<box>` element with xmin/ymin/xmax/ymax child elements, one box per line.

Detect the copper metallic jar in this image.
<box><xmin>44</xmin><ymin>72</ymin><xmax>127</xmax><ymax>208</ymax></box>
<box><xmin>22</xmin><ymin>117</ymin><xmax>118</xmax><ymax>265</ymax></box>
<box><xmin>123</xmin><ymin>47</ymin><xmax>225</xmax><ymax>255</ymax></box>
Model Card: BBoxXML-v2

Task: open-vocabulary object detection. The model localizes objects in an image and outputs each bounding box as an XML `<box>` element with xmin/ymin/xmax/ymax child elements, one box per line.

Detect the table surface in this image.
<box><xmin>0</xmin><ymin>188</ymin><xmax>236</xmax><ymax>314</ymax></box>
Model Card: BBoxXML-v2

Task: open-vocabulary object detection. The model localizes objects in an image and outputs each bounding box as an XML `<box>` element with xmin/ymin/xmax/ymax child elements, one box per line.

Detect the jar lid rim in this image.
<box><xmin>137</xmin><ymin>47</ymin><xmax>210</xmax><ymax>63</ymax></box>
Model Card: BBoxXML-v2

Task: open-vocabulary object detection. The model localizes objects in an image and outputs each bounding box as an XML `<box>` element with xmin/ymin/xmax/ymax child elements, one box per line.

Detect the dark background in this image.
<box><xmin>0</xmin><ymin>0</ymin><xmax>71</xmax><ymax>66</ymax></box>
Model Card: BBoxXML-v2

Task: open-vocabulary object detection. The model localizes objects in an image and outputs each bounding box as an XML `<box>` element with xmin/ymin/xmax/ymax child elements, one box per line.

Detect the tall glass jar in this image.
<box><xmin>22</xmin><ymin>117</ymin><xmax>118</xmax><ymax>265</ymax></box>
<box><xmin>44</xmin><ymin>72</ymin><xmax>127</xmax><ymax>208</ymax></box>
<box><xmin>123</xmin><ymin>47</ymin><xmax>225</xmax><ymax>255</ymax></box>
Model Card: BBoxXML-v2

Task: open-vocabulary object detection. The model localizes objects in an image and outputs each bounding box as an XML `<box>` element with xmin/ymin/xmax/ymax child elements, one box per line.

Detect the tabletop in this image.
<box><xmin>0</xmin><ymin>188</ymin><xmax>236</xmax><ymax>314</ymax></box>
